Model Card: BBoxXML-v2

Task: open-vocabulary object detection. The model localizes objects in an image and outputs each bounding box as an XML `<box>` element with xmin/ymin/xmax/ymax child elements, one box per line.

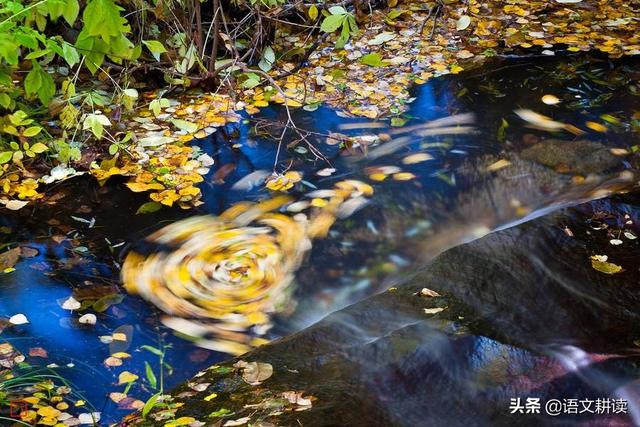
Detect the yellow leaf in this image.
<box><xmin>111</xmin><ymin>352</ymin><xmax>131</xmax><ymax>359</ymax></box>
<box><xmin>402</xmin><ymin>153</ymin><xmax>433</xmax><ymax>164</ymax></box>
<box><xmin>585</xmin><ymin>121</ymin><xmax>607</xmax><ymax>133</ymax></box>
<box><xmin>37</xmin><ymin>406</ymin><xmax>61</xmax><ymax>418</ymax></box>
<box><xmin>393</xmin><ymin>172</ymin><xmax>416</xmax><ymax>181</ymax></box>
<box><xmin>541</xmin><ymin>94</ymin><xmax>560</xmax><ymax>105</ymax></box>
<box><xmin>126</xmin><ymin>182</ymin><xmax>165</xmax><ymax>192</ymax></box>
<box><xmin>165</xmin><ymin>417</ymin><xmax>197</xmax><ymax>427</ymax></box>
<box><xmin>118</xmin><ymin>371</ymin><xmax>139</xmax><ymax>384</ymax></box>
<box><xmin>590</xmin><ymin>256</ymin><xmax>622</xmax><ymax>274</ymax></box>
<box><xmin>487</xmin><ymin>159</ymin><xmax>511</xmax><ymax>172</ymax></box>
<box><xmin>308</xmin><ymin>4</ymin><xmax>318</xmax><ymax>20</ymax></box>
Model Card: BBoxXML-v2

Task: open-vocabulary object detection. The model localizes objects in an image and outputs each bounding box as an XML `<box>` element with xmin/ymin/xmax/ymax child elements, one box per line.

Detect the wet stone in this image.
<box><xmin>127</xmin><ymin>193</ymin><xmax>640</xmax><ymax>426</ymax></box>
<box><xmin>520</xmin><ymin>139</ymin><xmax>621</xmax><ymax>175</ymax></box>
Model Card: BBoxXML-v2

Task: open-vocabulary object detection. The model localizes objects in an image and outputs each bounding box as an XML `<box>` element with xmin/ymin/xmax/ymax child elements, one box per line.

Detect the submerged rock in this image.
<box><xmin>119</xmin><ymin>192</ymin><xmax>640</xmax><ymax>426</ymax></box>
<box><xmin>520</xmin><ymin>139</ymin><xmax>620</xmax><ymax>175</ymax></box>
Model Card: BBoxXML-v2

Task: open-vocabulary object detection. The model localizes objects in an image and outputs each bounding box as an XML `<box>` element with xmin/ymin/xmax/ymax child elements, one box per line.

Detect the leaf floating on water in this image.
<box><xmin>29</xmin><ymin>347</ymin><xmax>48</xmax><ymax>358</ymax></box>
<box><xmin>230</xmin><ymin>170</ymin><xmax>270</xmax><ymax>191</ymax></box>
<box><xmin>9</xmin><ymin>313</ymin><xmax>29</xmax><ymax>325</ymax></box>
<box><xmin>234</xmin><ymin>360</ymin><xmax>273</xmax><ymax>385</ymax></box>
<box><xmin>402</xmin><ymin>153</ymin><xmax>433</xmax><ymax>164</ymax></box>
<box><xmin>515</xmin><ymin>109</ymin><xmax>566</xmax><ymax>131</ymax></box>
<box><xmin>585</xmin><ymin>121</ymin><xmax>607</xmax><ymax>133</ymax></box>
<box><xmin>77</xmin><ymin>413</ymin><xmax>101</xmax><ymax>425</ymax></box>
<box><xmin>0</xmin><ymin>247</ymin><xmax>21</xmax><ymax>271</ymax></box>
<box><xmin>136</xmin><ymin>201</ymin><xmax>163</xmax><ymax>214</ymax></box>
<box><xmin>541</xmin><ymin>94</ymin><xmax>561</xmax><ymax>105</ymax></box>
<box><xmin>104</xmin><ymin>356</ymin><xmax>123</xmax><ymax>367</ymax></box>
<box><xmin>610</xmin><ymin>239</ymin><xmax>623</xmax><ymax>245</ymax></box>
<box><xmin>61</xmin><ymin>296</ymin><xmax>81</xmax><ymax>311</ymax></box>
<box><xmin>424</xmin><ymin>307</ymin><xmax>445</xmax><ymax>315</ymax></box>
<box><xmin>118</xmin><ymin>371</ymin><xmax>139</xmax><ymax>385</ymax></box>
<box><xmin>590</xmin><ymin>255</ymin><xmax>623</xmax><ymax>275</ymax></box>
<box><xmin>487</xmin><ymin>159</ymin><xmax>511</xmax><ymax>172</ymax></box>
<box><xmin>78</xmin><ymin>313</ymin><xmax>97</xmax><ymax>325</ymax></box>
<box><xmin>515</xmin><ymin>109</ymin><xmax>583</xmax><ymax>135</ymax></box>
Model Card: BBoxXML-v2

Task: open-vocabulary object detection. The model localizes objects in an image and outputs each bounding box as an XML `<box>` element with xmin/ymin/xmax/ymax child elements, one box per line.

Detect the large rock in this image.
<box><xmin>119</xmin><ymin>192</ymin><xmax>640</xmax><ymax>426</ymax></box>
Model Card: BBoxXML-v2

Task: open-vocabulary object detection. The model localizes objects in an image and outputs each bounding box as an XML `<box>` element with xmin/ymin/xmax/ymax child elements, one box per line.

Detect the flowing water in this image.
<box><xmin>0</xmin><ymin>55</ymin><xmax>639</xmax><ymax>424</ymax></box>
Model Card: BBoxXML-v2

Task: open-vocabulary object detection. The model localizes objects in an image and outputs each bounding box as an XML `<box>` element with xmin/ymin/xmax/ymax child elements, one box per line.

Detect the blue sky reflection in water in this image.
<box><xmin>0</xmin><ymin>56</ymin><xmax>639</xmax><ymax>423</ymax></box>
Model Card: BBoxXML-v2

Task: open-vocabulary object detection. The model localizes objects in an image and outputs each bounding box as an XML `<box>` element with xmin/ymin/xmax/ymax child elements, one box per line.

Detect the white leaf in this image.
<box><xmin>368</xmin><ymin>32</ymin><xmax>396</xmax><ymax>46</ymax></box>
<box><xmin>138</xmin><ymin>135</ymin><xmax>175</xmax><ymax>147</ymax></box>
<box><xmin>231</xmin><ymin>170</ymin><xmax>270</xmax><ymax>191</ymax></box>
<box><xmin>456</xmin><ymin>15</ymin><xmax>471</xmax><ymax>31</ymax></box>
<box><xmin>78</xmin><ymin>412</ymin><xmax>101</xmax><ymax>424</ymax></box>
<box><xmin>62</xmin><ymin>296</ymin><xmax>81</xmax><ymax>311</ymax></box>
<box><xmin>4</xmin><ymin>200</ymin><xmax>28</xmax><ymax>210</ymax></box>
<box><xmin>197</xmin><ymin>153</ymin><xmax>214</xmax><ymax>167</ymax></box>
<box><xmin>78</xmin><ymin>313</ymin><xmax>97</xmax><ymax>325</ymax></box>
<box><xmin>9</xmin><ymin>313</ymin><xmax>29</xmax><ymax>325</ymax></box>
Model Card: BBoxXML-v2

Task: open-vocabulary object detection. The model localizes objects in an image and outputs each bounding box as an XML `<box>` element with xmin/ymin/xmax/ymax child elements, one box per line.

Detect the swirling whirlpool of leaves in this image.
<box><xmin>122</xmin><ymin>182</ymin><xmax>373</xmax><ymax>355</ymax></box>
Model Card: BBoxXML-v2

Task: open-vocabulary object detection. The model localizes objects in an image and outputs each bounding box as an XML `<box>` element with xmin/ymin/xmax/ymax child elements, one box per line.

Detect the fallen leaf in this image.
<box><xmin>78</xmin><ymin>313</ymin><xmax>97</xmax><ymax>325</ymax></box>
<box><xmin>487</xmin><ymin>159</ymin><xmax>511</xmax><ymax>172</ymax></box>
<box><xmin>456</xmin><ymin>15</ymin><xmax>471</xmax><ymax>31</ymax></box>
<box><xmin>541</xmin><ymin>94</ymin><xmax>561</xmax><ymax>105</ymax></box>
<box><xmin>9</xmin><ymin>313</ymin><xmax>29</xmax><ymax>325</ymax></box>
<box><xmin>0</xmin><ymin>247</ymin><xmax>21</xmax><ymax>270</ymax></box>
<box><xmin>420</xmin><ymin>288</ymin><xmax>441</xmax><ymax>297</ymax></box>
<box><xmin>590</xmin><ymin>255</ymin><xmax>622</xmax><ymax>274</ymax></box>
<box><xmin>118</xmin><ymin>371</ymin><xmax>139</xmax><ymax>384</ymax></box>
<box><xmin>61</xmin><ymin>296</ymin><xmax>81</xmax><ymax>311</ymax></box>
<box><xmin>234</xmin><ymin>361</ymin><xmax>273</xmax><ymax>385</ymax></box>
<box><xmin>29</xmin><ymin>347</ymin><xmax>48</xmax><ymax>358</ymax></box>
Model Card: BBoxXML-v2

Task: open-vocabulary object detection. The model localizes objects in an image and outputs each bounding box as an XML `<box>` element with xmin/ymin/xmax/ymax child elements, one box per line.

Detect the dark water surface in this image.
<box><xmin>0</xmin><ymin>55</ymin><xmax>639</xmax><ymax>424</ymax></box>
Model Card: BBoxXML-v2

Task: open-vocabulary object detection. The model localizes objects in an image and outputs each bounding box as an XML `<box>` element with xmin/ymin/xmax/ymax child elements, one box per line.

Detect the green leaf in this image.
<box><xmin>258</xmin><ymin>46</ymin><xmax>276</xmax><ymax>72</ymax></box>
<box><xmin>62</xmin><ymin>43</ymin><xmax>80</xmax><ymax>67</ymax></box>
<box><xmin>83</xmin><ymin>113</ymin><xmax>111</xmax><ymax>139</ymax></box>
<box><xmin>140</xmin><ymin>344</ymin><xmax>164</xmax><ymax>356</ymax></box>
<box><xmin>29</xmin><ymin>142</ymin><xmax>48</xmax><ymax>153</ymax></box>
<box><xmin>142</xmin><ymin>392</ymin><xmax>161</xmax><ymax>418</ymax></box>
<box><xmin>62</xmin><ymin>0</ymin><xmax>80</xmax><ymax>25</ymax></box>
<box><xmin>0</xmin><ymin>152</ymin><xmax>13</xmax><ymax>164</ymax></box>
<box><xmin>359</xmin><ymin>52</ymin><xmax>385</xmax><ymax>67</ymax></box>
<box><xmin>83</xmin><ymin>0</ymin><xmax>129</xmax><ymax>43</ymax></box>
<box><xmin>0</xmin><ymin>93</ymin><xmax>12</xmax><ymax>109</ymax></box>
<box><xmin>108</xmin><ymin>143</ymin><xmax>118</xmax><ymax>155</ymax></box>
<box><xmin>25</xmin><ymin>49</ymin><xmax>51</xmax><ymax>60</ymax></box>
<box><xmin>136</xmin><ymin>201</ymin><xmax>162</xmax><ymax>214</ymax></box>
<box><xmin>142</xmin><ymin>40</ymin><xmax>167</xmax><ymax>61</ymax></box>
<box><xmin>24</xmin><ymin>66</ymin><xmax>43</xmax><ymax>98</ymax></box>
<box><xmin>241</xmin><ymin>73</ymin><xmax>260</xmax><ymax>89</ymax></box>
<box><xmin>328</xmin><ymin>6</ymin><xmax>347</xmax><ymax>15</ymax></box>
<box><xmin>145</xmin><ymin>361</ymin><xmax>158</xmax><ymax>389</ymax></box>
<box><xmin>93</xmin><ymin>293</ymin><xmax>124</xmax><ymax>311</ymax></box>
<box><xmin>320</xmin><ymin>14</ymin><xmax>344</xmax><ymax>33</ymax></box>
<box><xmin>0</xmin><ymin>34</ymin><xmax>19</xmax><ymax>65</ymax></box>
<box><xmin>23</xmin><ymin>126</ymin><xmax>43</xmax><ymax>137</ymax></box>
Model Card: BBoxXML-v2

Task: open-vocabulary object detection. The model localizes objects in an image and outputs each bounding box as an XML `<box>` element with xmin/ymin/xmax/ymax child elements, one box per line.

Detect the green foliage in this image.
<box><xmin>320</xmin><ymin>6</ymin><xmax>358</xmax><ymax>49</ymax></box>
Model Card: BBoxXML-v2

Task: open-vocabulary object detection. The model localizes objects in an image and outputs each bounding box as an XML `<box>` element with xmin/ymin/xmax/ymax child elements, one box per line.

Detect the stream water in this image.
<box><xmin>0</xmin><ymin>55</ymin><xmax>639</xmax><ymax>424</ymax></box>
